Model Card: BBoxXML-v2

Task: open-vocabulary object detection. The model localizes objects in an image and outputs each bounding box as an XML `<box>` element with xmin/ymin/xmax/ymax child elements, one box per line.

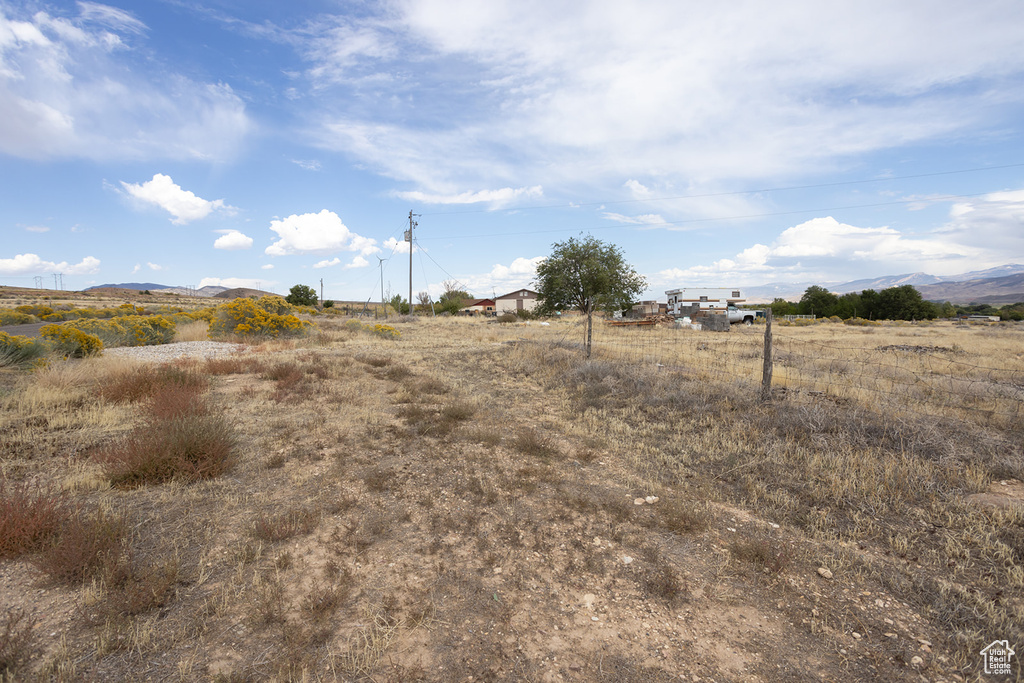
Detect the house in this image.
<box><xmin>460</xmin><ymin>298</ymin><xmax>496</xmax><ymax>315</ymax></box>
<box><xmin>495</xmin><ymin>289</ymin><xmax>539</xmax><ymax>314</ymax></box>
<box><xmin>665</xmin><ymin>287</ymin><xmax>745</xmax><ymax>316</ymax></box>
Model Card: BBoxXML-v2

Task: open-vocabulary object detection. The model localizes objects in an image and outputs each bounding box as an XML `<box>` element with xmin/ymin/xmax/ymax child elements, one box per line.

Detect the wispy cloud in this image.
<box><xmin>299</xmin><ymin>1</ymin><xmax>1024</xmax><ymax>202</ymax></box>
<box><xmin>0</xmin><ymin>4</ymin><xmax>250</xmax><ymax>161</ymax></box>
<box><xmin>394</xmin><ymin>185</ymin><xmax>543</xmax><ymax>206</ymax></box>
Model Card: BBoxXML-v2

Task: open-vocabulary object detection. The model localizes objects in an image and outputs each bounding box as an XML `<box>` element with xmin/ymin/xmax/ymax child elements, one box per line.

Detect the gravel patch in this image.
<box><xmin>101</xmin><ymin>341</ymin><xmax>250</xmax><ymax>363</ymax></box>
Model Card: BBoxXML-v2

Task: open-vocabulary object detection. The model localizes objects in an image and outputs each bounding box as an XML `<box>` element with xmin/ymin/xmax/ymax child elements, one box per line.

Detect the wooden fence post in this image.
<box><xmin>761</xmin><ymin>309</ymin><xmax>773</xmax><ymax>401</ymax></box>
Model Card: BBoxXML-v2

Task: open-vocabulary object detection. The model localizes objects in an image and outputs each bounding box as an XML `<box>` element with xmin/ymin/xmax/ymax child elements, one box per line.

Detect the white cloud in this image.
<box><xmin>602</xmin><ymin>212</ymin><xmax>666</xmax><ymax>226</ymax></box>
<box><xmin>456</xmin><ymin>256</ymin><xmax>544</xmax><ymax>296</ymax></box>
<box><xmin>382</xmin><ymin>236</ymin><xmax>414</xmax><ymax>255</ymax></box>
<box><xmin>146</xmin><ymin>262</ymin><xmax>162</xmax><ymax>271</ymax></box>
<box><xmin>291</xmin><ymin>159</ymin><xmax>322</xmax><ymax>171</ymax></box>
<box><xmin>261</xmin><ymin>264</ymin><xmax>274</xmax><ymax>270</ymax></box>
<box><xmin>198</xmin><ymin>277</ymin><xmax>271</xmax><ymax>289</ymax></box>
<box><xmin>316</xmin><ymin>255</ymin><xmax>369</xmax><ymax>269</ymax></box>
<box><xmin>0</xmin><ymin>253</ymin><xmax>100</xmax><ymax>275</ymax></box>
<box><xmin>131</xmin><ymin>263</ymin><xmax>140</xmax><ymax>274</ymax></box>
<box><xmin>122</xmin><ymin>174</ymin><xmax>233</xmax><ymax>224</ymax></box>
<box><xmin>624</xmin><ymin>180</ymin><xmax>652</xmax><ymax>198</ymax></box>
<box><xmin>24</xmin><ymin>225</ymin><xmax>49</xmax><ymax>233</ymax></box>
<box><xmin>652</xmin><ymin>214</ymin><xmax>995</xmax><ymax>286</ymax></box>
<box><xmin>266</xmin><ymin>209</ymin><xmax>379</xmax><ymax>256</ymax></box>
<box><xmin>214</xmin><ymin>229</ymin><xmax>254</xmax><ymax>250</ymax></box>
<box><xmin>0</xmin><ymin>4</ymin><xmax>250</xmax><ymax>161</ymax></box>
<box><xmin>394</xmin><ymin>185</ymin><xmax>543</xmax><ymax>206</ymax></box>
<box><xmin>307</xmin><ymin>1</ymin><xmax>1024</xmax><ymax>195</ymax></box>
<box><xmin>345</xmin><ymin>255</ymin><xmax>369</xmax><ymax>269</ymax></box>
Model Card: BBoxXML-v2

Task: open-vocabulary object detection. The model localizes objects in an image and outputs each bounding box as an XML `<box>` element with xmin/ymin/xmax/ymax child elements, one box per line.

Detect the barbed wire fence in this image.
<box><xmin>527</xmin><ymin>313</ymin><xmax>1024</xmax><ymax>430</ymax></box>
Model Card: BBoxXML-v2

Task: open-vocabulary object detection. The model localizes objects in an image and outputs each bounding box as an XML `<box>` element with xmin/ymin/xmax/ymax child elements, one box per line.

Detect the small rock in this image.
<box><xmin>591</xmin><ymin>616</ymin><xmax>600</xmax><ymax>622</ymax></box>
<box><xmin>634</xmin><ymin>498</ymin><xmax>646</xmax><ymax>506</ymax></box>
<box><xmin>622</xmin><ymin>556</ymin><xmax>634</xmax><ymax>565</ymax></box>
<box><xmin>593</xmin><ymin>537</ymin><xmax>602</xmax><ymax>546</ymax></box>
<box><xmin>817</xmin><ymin>567</ymin><xmax>833</xmax><ymax>580</ymax></box>
<box><xmin>493</xmin><ymin>567</ymin><xmax>503</xmax><ymax>574</ymax></box>
<box><xmin>852</xmin><ymin>632</ymin><xmax>862</xmax><ymax>640</ymax></box>
<box><xmin>911</xmin><ymin>656</ymin><xmax>923</xmax><ymax>666</ymax></box>
<box><xmin>885</xmin><ymin>632</ymin><xmax>897</xmax><ymax>639</ymax></box>
<box><xmin>726</xmin><ymin>527</ymin><xmax>737</xmax><ymax>532</ymax></box>
<box><xmin>645</xmin><ymin>496</ymin><xmax>659</xmax><ymax>504</ymax></box>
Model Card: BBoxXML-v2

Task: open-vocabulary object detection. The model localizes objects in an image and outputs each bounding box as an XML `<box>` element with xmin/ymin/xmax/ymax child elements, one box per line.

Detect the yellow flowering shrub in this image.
<box><xmin>0</xmin><ymin>331</ymin><xmax>49</xmax><ymax>367</ymax></box>
<box><xmin>40</xmin><ymin>325</ymin><xmax>103</xmax><ymax>358</ymax></box>
<box><xmin>209</xmin><ymin>298</ymin><xmax>312</xmax><ymax>339</ymax></box>
<box><xmin>0</xmin><ymin>311</ymin><xmax>35</xmax><ymax>325</ymax></box>
<box><xmin>60</xmin><ymin>315</ymin><xmax>177</xmax><ymax>347</ymax></box>
<box><xmin>368</xmin><ymin>323</ymin><xmax>400</xmax><ymax>339</ymax></box>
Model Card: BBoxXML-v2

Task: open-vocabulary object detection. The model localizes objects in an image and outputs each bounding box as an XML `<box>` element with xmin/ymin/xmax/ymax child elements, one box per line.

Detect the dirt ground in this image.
<box><xmin>1</xmin><ymin>316</ymin><xmax>1021</xmax><ymax>681</ymax></box>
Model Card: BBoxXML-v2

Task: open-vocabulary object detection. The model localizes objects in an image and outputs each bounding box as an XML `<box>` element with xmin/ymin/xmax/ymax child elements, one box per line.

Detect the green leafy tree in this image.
<box><xmin>285</xmin><ymin>284</ymin><xmax>318</xmax><ymax>307</ymax></box>
<box><xmin>769</xmin><ymin>298</ymin><xmax>797</xmax><ymax>317</ymax></box>
<box><xmin>534</xmin><ymin>236</ymin><xmax>647</xmax><ymax>358</ymax></box>
<box><xmin>437</xmin><ymin>280</ymin><xmax>472</xmax><ymax>315</ymax></box>
<box><xmin>798</xmin><ymin>285</ymin><xmax>838</xmax><ymax>318</ymax></box>
<box><xmin>875</xmin><ymin>285</ymin><xmax>936</xmax><ymax>320</ymax></box>
<box><xmin>388</xmin><ymin>294</ymin><xmax>410</xmax><ymax>315</ymax></box>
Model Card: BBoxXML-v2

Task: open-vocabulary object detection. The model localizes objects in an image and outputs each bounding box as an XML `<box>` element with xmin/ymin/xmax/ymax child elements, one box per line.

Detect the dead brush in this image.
<box><xmin>0</xmin><ymin>479</ymin><xmax>69</xmax><ymax>558</ymax></box>
<box><xmin>34</xmin><ymin>507</ymin><xmax>128</xmax><ymax>585</ymax></box>
<box><xmin>94</xmin><ymin>387</ymin><xmax>237</xmax><ymax>487</ymax></box>
<box><xmin>653</xmin><ymin>498</ymin><xmax>711</xmax><ymax>535</ymax></box>
<box><xmin>512</xmin><ymin>427</ymin><xmax>560</xmax><ymax>460</ymax></box>
<box><xmin>98</xmin><ymin>364</ymin><xmax>208</xmax><ymax>404</ymax></box>
<box><xmin>729</xmin><ymin>537</ymin><xmax>792</xmax><ymax>575</ymax></box>
<box><xmin>204</xmin><ymin>355</ymin><xmax>264</xmax><ymax>375</ymax></box>
<box><xmin>0</xmin><ymin>607</ymin><xmax>37</xmax><ymax>677</ymax></box>
<box><xmin>87</xmin><ymin>558</ymin><xmax>180</xmax><ymax>624</ymax></box>
<box><xmin>252</xmin><ymin>506</ymin><xmax>321</xmax><ymax>543</ymax></box>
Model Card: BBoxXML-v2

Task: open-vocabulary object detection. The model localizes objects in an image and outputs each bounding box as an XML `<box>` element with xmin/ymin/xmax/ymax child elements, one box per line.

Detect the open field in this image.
<box><xmin>1</xmin><ymin>315</ymin><xmax>1023</xmax><ymax>681</ymax></box>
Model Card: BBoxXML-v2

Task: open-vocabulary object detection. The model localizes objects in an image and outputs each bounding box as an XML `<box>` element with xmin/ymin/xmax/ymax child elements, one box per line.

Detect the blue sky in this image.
<box><xmin>3</xmin><ymin>0</ymin><xmax>1024</xmax><ymax>302</ymax></box>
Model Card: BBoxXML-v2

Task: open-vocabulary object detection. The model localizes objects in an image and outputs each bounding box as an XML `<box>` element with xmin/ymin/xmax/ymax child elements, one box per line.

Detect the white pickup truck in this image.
<box><xmin>726</xmin><ymin>305</ymin><xmax>763</xmax><ymax>326</ymax></box>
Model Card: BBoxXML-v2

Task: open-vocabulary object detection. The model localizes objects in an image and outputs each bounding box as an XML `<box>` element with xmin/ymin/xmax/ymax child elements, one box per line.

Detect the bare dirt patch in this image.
<box><xmin>1</xmin><ymin>317</ymin><xmax>1021</xmax><ymax>681</ymax></box>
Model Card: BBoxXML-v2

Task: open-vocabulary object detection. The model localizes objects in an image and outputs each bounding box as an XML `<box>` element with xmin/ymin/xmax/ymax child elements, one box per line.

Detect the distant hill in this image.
<box><xmin>917</xmin><ymin>273</ymin><xmax>1024</xmax><ymax>305</ymax></box>
<box><xmin>214</xmin><ymin>288</ymin><xmax>281</xmax><ymax>299</ymax></box>
<box><xmin>831</xmin><ymin>272</ymin><xmax>944</xmax><ymax>293</ymax></box>
<box><xmin>155</xmin><ymin>286</ymin><xmax>229</xmax><ymax>297</ymax></box>
<box><xmin>84</xmin><ymin>283</ymin><xmax>228</xmax><ymax>297</ymax></box>
<box><xmin>742</xmin><ymin>264</ymin><xmax>1024</xmax><ymax>304</ymax></box>
<box><xmin>86</xmin><ymin>282</ymin><xmax>171</xmax><ymax>291</ymax></box>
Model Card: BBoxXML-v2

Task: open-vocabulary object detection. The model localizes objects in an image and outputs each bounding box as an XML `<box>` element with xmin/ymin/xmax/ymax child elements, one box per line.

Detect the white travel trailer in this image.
<box><xmin>665</xmin><ymin>287</ymin><xmax>745</xmax><ymax>316</ymax></box>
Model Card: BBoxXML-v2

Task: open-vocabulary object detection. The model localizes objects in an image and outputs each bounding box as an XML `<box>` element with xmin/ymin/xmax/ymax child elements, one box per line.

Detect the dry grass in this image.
<box><xmin>1</xmin><ymin>315</ymin><xmax>1022</xmax><ymax>681</ymax></box>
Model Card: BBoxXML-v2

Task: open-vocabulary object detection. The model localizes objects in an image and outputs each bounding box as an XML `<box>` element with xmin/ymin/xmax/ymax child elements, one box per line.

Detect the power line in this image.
<box><xmin>415</xmin><ymin>191</ymin><xmax>993</xmax><ymax>241</ymax></box>
<box><xmin>419</xmin><ymin>162</ymin><xmax>1024</xmax><ymax>217</ymax></box>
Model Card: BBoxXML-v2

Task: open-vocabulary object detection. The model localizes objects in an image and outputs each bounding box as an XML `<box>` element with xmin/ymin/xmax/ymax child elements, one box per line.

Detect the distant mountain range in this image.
<box><xmin>743</xmin><ymin>264</ymin><xmax>1024</xmax><ymax>304</ymax></box>
<box><xmin>86</xmin><ymin>283</ymin><xmax>229</xmax><ymax>297</ymax></box>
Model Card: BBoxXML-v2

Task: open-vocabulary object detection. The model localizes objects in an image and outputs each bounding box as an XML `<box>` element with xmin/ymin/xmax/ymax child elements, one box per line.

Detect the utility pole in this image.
<box><xmin>53</xmin><ymin>273</ymin><xmax>58</xmax><ymax>290</ymax></box>
<box><xmin>407</xmin><ymin>210</ymin><xmax>419</xmax><ymax>316</ymax></box>
<box><xmin>320</xmin><ymin>278</ymin><xmax>324</xmax><ymax>309</ymax></box>
<box><xmin>377</xmin><ymin>257</ymin><xmax>386</xmax><ymax>318</ymax></box>
<box><xmin>34</xmin><ymin>276</ymin><xmax>42</xmax><ymax>289</ymax></box>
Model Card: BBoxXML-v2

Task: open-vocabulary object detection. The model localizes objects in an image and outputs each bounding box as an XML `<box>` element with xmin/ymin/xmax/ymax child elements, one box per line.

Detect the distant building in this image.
<box><xmin>495</xmin><ymin>289</ymin><xmax>539</xmax><ymax>314</ymax></box>
<box><xmin>665</xmin><ymin>287</ymin><xmax>745</xmax><ymax>316</ymax></box>
<box><xmin>460</xmin><ymin>298</ymin><xmax>496</xmax><ymax>315</ymax></box>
